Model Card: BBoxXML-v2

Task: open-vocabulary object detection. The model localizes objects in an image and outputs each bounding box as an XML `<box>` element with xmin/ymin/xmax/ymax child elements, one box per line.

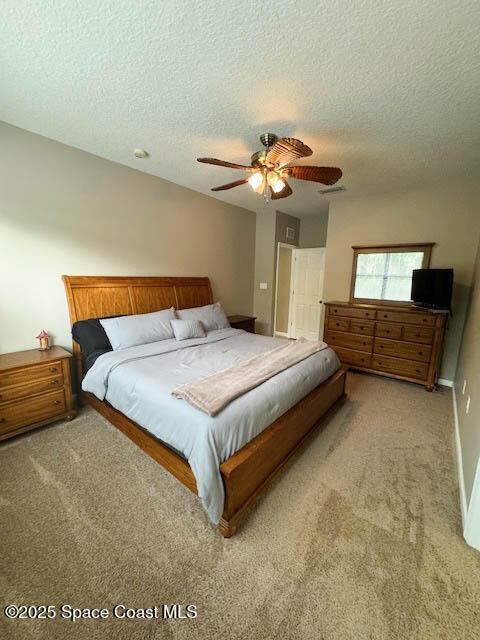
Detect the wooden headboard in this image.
<box><xmin>62</xmin><ymin>275</ymin><xmax>213</xmax><ymax>379</ymax></box>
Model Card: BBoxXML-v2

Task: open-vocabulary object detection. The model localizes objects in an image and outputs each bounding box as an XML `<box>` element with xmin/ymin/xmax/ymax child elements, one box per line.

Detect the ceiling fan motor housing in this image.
<box><xmin>259</xmin><ymin>133</ymin><xmax>278</xmax><ymax>149</ymax></box>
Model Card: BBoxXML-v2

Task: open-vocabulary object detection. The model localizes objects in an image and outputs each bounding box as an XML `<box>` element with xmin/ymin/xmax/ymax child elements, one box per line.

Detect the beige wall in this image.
<box><xmin>324</xmin><ymin>184</ymin><xmax>480</xmax><ymax>381</ymax></box>
<box><xmin>454</xmin><ymin>235</ymin><xmax>480</xmax><ymax>505</ymax></box>
<box><xmin>299</xmin><ymin>211</ymin><xmax>329</xmax><ymax>248</ymax></box>
<box><xmin>275</xmin><ymin>247</ymin><xmax>292</xmax><ymax>333</ymax></box>
<box><xmin>0</xmin><ymin>123</ymin><xmax>256</xmax><ymax>354</ymax></box>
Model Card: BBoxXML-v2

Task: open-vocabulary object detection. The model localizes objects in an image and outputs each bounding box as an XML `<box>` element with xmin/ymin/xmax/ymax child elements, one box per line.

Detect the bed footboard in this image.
<box><xmin>218</xmin><ymin>366</ymin><xmax>347</xmax><ymax>537</ymax></box>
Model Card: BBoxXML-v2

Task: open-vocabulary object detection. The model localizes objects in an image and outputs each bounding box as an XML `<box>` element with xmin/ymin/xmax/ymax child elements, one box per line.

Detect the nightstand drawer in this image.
<box><xmin>0</xmin><ymin>375</ymin><xmax>64</xmax><ymax>404</ymax></box>
<box><xmin>0</xmin><ymin>390</ymin><xmax>66</xmax><ymax>435</ymax></box>
<box><xmin>0</xmin><ymin>361</ymin><xmax>63</xmax><ymax>388</ymax></box>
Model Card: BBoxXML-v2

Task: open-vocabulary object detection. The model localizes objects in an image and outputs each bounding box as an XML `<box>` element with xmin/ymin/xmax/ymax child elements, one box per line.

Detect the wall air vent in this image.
<box><xmin>317</xmin><ymin>185</ymin><xmax>346</xmax><ymax>195</ymax></box>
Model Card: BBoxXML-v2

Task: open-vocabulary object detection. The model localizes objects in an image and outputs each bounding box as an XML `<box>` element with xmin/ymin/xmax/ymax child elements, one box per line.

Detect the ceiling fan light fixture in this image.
<box><xmin>248</xmin><ymin>171</ymin><xmax>264</xmax><ymax>191</ymax></box>
<box><xmin>267</xmin><ymin>171</ymin><xmax>286</xmax><ymax>193</ymax></box>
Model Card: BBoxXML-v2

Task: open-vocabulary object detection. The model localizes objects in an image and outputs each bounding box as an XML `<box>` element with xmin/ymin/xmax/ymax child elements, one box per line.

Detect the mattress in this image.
<box><xmin>82</xmin><ymin>328</ymin><xmax>340</xmax><ymax>524</ymax></box>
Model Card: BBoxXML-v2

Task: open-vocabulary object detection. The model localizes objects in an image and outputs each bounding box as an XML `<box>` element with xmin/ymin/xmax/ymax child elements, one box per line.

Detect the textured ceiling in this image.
<box><xmin>1</xmin><ymin>1</ymin><xmax>479</xmax><ymax>216</ymax></box>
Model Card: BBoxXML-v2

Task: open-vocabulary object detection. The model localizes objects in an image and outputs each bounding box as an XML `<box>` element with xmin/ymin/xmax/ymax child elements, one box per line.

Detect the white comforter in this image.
<box><xmin>82</xmin><ymin>329</ymin><xmax>340</xmax><ymax>524</ymax></box>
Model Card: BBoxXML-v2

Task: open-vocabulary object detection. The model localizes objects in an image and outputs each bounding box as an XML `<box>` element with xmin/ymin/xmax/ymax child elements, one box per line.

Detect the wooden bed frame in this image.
<box><xmin>63</xmin><ymin>275</ymin><xmax>347</xmax><ymax>537</ymax></box>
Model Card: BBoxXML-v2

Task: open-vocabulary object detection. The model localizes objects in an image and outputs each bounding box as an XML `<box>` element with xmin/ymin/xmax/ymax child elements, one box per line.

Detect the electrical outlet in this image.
<box><xmin>462</xmin><ymin>379</ymin><xmax>467</xmax><ymax>395</ymax></box>
<box><xmin>259</xmin><ymin>282</ymin><xmax>268</xmax><ymax>290</ymax></box>
<box><xmin>466</xmin><ymin>395</ymin><xmax>471</xmax><ymax>415</ymax></box>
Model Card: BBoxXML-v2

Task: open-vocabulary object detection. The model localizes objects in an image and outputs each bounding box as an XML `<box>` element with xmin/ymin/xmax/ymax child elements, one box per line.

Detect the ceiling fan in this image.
<box><xmin>197</xmin><ymin>133</ymin><xmax>342</xmax><ymax>201</ymax></box>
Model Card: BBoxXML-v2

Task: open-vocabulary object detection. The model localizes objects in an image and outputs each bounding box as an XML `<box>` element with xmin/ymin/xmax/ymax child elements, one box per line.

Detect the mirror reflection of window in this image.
<box><xmin>351</xmin><ymin>244</ymin><xmax>433</xmax><ymax>304</ymax></box>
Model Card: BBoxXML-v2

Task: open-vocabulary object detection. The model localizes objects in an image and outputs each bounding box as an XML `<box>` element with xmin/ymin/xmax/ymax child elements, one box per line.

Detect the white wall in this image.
<box><xmin>324</xmin><ymin>184</ymin><xmax>480</xmax><ymax>381</ymax></box>
<box><xmin>0</xmin><ymin>123</ymin><xmax>256</xmax><ymax>354</ymax></box>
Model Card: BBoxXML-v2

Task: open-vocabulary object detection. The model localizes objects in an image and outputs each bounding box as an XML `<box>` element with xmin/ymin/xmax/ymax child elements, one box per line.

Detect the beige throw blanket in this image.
<box><xmin>171</xmin><ymin>338</ymin><xmax>328</xmax><ymax>416</ymax></box>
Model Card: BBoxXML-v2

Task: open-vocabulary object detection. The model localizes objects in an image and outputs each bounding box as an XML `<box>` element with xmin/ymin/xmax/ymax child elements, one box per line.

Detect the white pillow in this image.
<box><xmin>100</xmin><ymin>308</ymin><xmax>175</xmax><ymax>350</ymax></box>
<box><xmin>176</xmin><ymin>302</ymin><xmax>230</xmax><ymax>332</ymax></box>
<box><xmin>171</xmin><ymin>319</ymin><xmax>206</xmax><ymax>341</ymax></box>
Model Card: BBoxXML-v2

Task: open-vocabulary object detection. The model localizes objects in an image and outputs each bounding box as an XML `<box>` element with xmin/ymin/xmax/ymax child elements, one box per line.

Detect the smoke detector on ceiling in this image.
<box><xmin>318</xmin><ymin>185</ymin><xmax>346</xmax><ymax>195</ymax></box>
<box><xmin>133</xmin><ymin>148</ymin><xmax>149</xmax><ymax>158</ymax></box>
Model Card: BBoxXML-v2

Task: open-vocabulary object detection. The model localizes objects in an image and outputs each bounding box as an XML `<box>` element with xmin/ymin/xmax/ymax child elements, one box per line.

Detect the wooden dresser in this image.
<box><xmin>0</xmin><ymin>347</ymin><xmax>76</xmax><ymax>441</ymax></box>
<box><xmin>324</xmin><ymin>302</ymin><xmax>448</xmax><ymax>390</ymax></box>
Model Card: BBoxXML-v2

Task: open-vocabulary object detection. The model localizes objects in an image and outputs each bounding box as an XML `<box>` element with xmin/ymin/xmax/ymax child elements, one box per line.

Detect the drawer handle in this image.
<box><xmin>50</xmin><ymin>367</ymin><xmax>58</xmax><ymax>373</ymax></box>
<box><xmin>378</xmin><ymin>361</ymin><xmax>383</xmax><ymax>365</ymax></box>
<box><xmin>334</xmin><ymin>309</ymin><xmax>338</xmax><ymax>313</ymax></box>
<box><xmin>386</xmin><ymin>330</ymin><xmax>390</xmax><ymax>334</ymax></box>
<box><xmin>53</xmin><ymin>399</ymin><xmax>62</xmax><ymax>405</ymax></box>
<box><xmin>0</xmin><ymin>417</ymin><xmax>5</xmax><ymax>423</ymax></box>
<box><xmin>336</xmin><ymin>322</ymin><xmax>340</xmax><ymax>326</ymax></box>
<box><xmin>363</xmin><ymin>342</ymin><xmax>368</xmax><ymax>346</ymax></box>
<box><xmin>360</xmin><ymin>358</ymin><xmax>365</xmax><ymax>362</ymax></box>
<box><xmin>379</xmin><ymin>345</ymin><xmax>384</xmax><ymax>348</ymax></box>
<box><xmin>383</xmin><ymin>314</ymin><xmax>387</xmax><ymax>318</ymax></box>
<box><xmin>50</xmin><ymin>379</ymin><xmax>59</xmax><ymax>385</ymax></box>
<box><xmin>365</xmin><ymin>313</ymin><xmax>370</xmax><ymax>317</ymax></box>
<box><xmin>416</xmin><ymin>369</ymin><xmax>421</xmax><ymax>373</ymax></box>
<box><xmin>359</xmin><ymin>326</ymin><xmax>364</xmax><ymax>330</ymax></box>
<box><xmin>422</xmin><ymin>318</ymin><xmax>427</xmax><ymax>323</ymax></box>
<box><xmin>415</xmin><ymin>333</ymin><xmax>420</xmax><ymax>337</ymax></box>
<box><xmin>418</xmin><ymin>351</ymin><xmax>423</xmax><ymax>356</ymax></box>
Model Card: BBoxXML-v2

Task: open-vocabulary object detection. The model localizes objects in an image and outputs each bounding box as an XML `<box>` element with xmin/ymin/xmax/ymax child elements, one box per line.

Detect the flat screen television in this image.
<box><xmin>411</xmin><ymin>268</ymin><xmax>453</xmax><ymax>310</ymax></box>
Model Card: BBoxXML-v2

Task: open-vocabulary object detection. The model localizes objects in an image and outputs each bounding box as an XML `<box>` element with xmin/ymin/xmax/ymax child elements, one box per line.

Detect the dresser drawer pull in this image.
<box><xmin>365</xmin><ymin>313</ymin><xmax>370</xmax><ymax>317</ymax></box>
<box><xmin>422</xmin><ymin>318</ymin><xmax>428</xmax><ymax>323</ymax></box>
<box><xmin>416</xmin><ymin>369</ymin><xmax>421</xmax><ymax>373</ymax></box>
<box><xmin>415</xmin><ymin>333</ymin><xmax>420</xmax><ymax>337</ymax></box>
<box><xmin>50</xmin><ymin>367</ymin><xmax>58</xmax><ymax>373</ymax></box>
<box><xmin>363</xmin><ymin>342</ymin><xmax>368</xmax><ymax>346</ymax></box>
<box><xmin>50</xmin><ymin>379</ymin><xmax>59</xmax><ymax>385</ymax></box>
<box><xmin>383</xmin><ymin>314</ymin><xmax>388</xmax><ymax>318</ymax></box>
<box><xmin>53</xmin><ymin>399</ymin><xmax>62</xmax><ymax>405</ymax></box>
<box><xmin>334</xmin><ymin>309</ymin><xmax>338</xmax><ymax>313</ymax></box>
<box><xmin>385</xmin><ymin>330</ymin><xmax>390</xmax><ymax>334</ymax></box>
<box><xmin>418</xmin><ymin>351</ymin><xmax>423</xmax><ymax>356</ymax></box>
<box><xmin>0</xmin><ymin>417</ymin><xmax>5</xmax><ymax>423</ymax></box>
<box><xmin>379</xmin><ymin>344</ymin><xmax>384</xmax><ymax>348</ymax></box>
<box><xmin>335</xmin><ymin>322</ymin><xmax>341</xmax><ymax>326</ymax></box>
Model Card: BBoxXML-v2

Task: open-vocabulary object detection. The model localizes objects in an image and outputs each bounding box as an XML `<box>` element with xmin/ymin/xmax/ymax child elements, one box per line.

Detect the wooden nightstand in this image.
<box><xmin>0</xmin><ymin>347</ymin><xmax>76</xmax><ymax>441</ymax></box>
<box><xmin>228</xmin><ymin>315</ymin><xmax>256</xmax><ymax>334</ymax></box>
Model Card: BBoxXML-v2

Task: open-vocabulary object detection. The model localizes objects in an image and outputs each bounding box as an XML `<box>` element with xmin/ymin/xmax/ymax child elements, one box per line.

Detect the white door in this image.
<box><xmin>290</xmin><ymin>248</ymin><xmax>326</xmax><ymax>341</ymax></box>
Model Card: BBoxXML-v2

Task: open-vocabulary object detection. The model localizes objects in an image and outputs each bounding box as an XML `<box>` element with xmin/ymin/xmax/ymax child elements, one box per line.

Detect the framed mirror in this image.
<box><xmin>350</xmin><ymin>243</ymin><xmax>434</xmax><ymax>305</ymax></box>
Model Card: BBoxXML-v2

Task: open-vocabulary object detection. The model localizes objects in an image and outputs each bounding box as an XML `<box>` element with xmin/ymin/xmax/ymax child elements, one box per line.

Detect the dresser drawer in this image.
<box><xmin>375</xmin><ymin>322</ymin><xmax>403</xmax><ymax>340</ymax></box>
<box><xmin>328</xmin><ymin>318</ymin><xmax>350</xmax><ymax>332</ymax></box>
<box><xmin>0</xmin><ymin>361</ymin><xmax>63</xmax><ymax>389</ymax></box>
<box><xmin>374</xmin><ymin>338</ymin><xmax>431</xmax><ymax>363</ymax></box>
<box><xmin>376</xmin><ymin>310</ymin><xmax>435</xmax><ymax>326</ymax></box>
<box><xmin>0</xmin><ymin>376</ymin><xmax>64</xmax><ymax>404</ymax></box>
<box><xmin>403</xmin><ymin>325</ymin><xmax>434</xmax><ymax>344</ymax></box>
<box><xmin>0</xmin><ymin>390</ymin><xmax>66</xmax><ymax>435</ymax></box>
<box><xmin>349</xmin><ymin>319</ymin><xmax>375</xmax><ymax>336</ymax></box>
<box><xmin>327</xmin><ymin>331</ymin><xmax>373</xmax><ymax>353</ymax></box>
<box><xmin>330</xmin><ymin>306</ymin><xmax>376</xmax><ymax>320</ymax></box>
<box><xmin>372</xmin><ymin>355</ymin><xmax>428</xmax><ymax>380</ymax></box>
<box><xmin>334</xmin><ymin>347</ymin><xmax>371</xmax><ymax>368</ymax></box>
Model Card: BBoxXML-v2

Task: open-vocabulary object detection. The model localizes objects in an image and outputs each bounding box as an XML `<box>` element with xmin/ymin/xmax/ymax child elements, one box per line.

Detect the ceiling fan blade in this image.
<box><xmin>197</xmin><ymin>157</ymin><xmax>253</xmax><ymax>170</ymax></box>
<box><xmin>211</xmin><ymin>178</ymin><xmax>249</xmax><ymax>191</ymax></box>
<box><xmin>265</xmin><ymin>138</ymin><xmax>313</xmax><ymax>167</ymax></box>
<box><xmin>270</xmin><ymin>180</ymin><xmax>293</xmax><ymax>200</ymax></box>
<box><xmin>285</xmin><ymin>166</ymin><xmax>342</xmax><ymax>185</ymax></box>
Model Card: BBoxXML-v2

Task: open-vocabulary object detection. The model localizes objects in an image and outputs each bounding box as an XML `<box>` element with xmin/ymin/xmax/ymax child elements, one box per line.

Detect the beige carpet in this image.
<box><xmin>1</xmin><ymin>372</ymin><xmax>479</xmax><ymax>640</ymax></box>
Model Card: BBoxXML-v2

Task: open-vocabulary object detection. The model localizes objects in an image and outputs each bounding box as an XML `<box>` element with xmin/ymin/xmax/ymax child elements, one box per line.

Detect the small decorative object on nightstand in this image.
<box><xmin>0</xmin><ymin>346</ymin><xmax>76</xmax><ymax>441</ymax></box>
<box><xmin>228</xmin><ymin>315</ymin><xmax>256</xmax><ymax>334</ymax></box>
<box><xmin>36</xmin><ymin>329</ymin><xmax>50</xmax><ymax>351</ymax></box>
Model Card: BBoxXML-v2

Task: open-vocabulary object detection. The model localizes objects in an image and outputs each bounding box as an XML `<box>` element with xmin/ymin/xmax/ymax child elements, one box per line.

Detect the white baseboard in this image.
<box><xmin>438</xmin><ymin>378</ymin><xmax>453</xmax><ymax>387</ymax></box>
<box><xmin>465</xmin><ymin>461</ymin><xmax>480</xmax><ymax>551</ymax></box>
<box><xmin>452</xmin><ymin>387</ymin><xmax>468</xmax><ymax>527</ymax></box>
<box><xmin>452</xmin><ymin>385</ymin><xmax>480</xmax><ymax>552</ymax></box>
<box><xmin>274</xmin><ymin>331</ymin><xmax>288</xmax><ymax>338</ymax></box>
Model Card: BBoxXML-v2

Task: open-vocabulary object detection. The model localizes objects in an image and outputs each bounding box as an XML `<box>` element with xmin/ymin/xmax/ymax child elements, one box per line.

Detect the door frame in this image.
<box><xmin>273</xmin><ymin>242</ymin><xmax>296</xmax><ymax>338</ymax></box>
